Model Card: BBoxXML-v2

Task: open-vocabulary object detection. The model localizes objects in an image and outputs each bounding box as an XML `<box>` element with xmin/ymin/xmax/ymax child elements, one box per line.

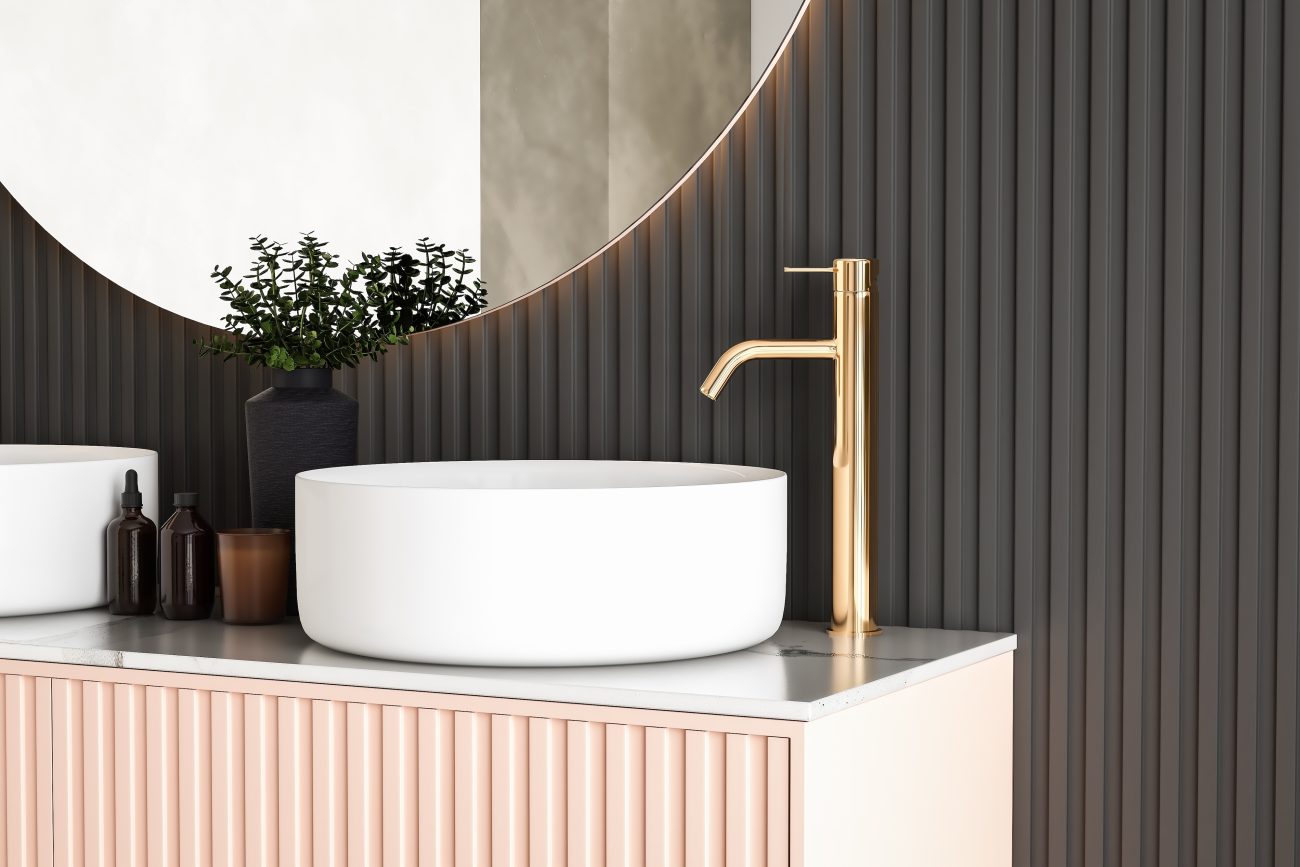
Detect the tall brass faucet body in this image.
<box><xmin>700</xmin><ymin>258</ymin><xmax>880</xmax><ymax>636</ymax></box>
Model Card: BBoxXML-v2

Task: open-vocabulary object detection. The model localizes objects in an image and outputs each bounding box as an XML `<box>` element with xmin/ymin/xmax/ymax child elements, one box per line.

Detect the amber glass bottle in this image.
<box><xmin>106</xmin><ymin>470</ymin><xmax>157</xmax><ymax>615</ymax></box>
<box><xmin>159</xmin><ymin>493</ymin><xmax>215</xmax><ymax>620</ymax></box>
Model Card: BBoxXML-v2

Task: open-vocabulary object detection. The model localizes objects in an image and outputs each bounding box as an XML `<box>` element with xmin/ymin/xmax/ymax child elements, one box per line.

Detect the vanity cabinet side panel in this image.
<box><xmin>800</xmin><ymin>651</ymin><xmax>1014</xmax><ymax>867</ymax></box>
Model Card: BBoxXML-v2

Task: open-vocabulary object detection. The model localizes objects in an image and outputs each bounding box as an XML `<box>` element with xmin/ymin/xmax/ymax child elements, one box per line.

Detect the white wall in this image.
<box><xmin>0</xmin><ymin>0</ymin><xmax>479</xmax><ymax>328</ymax></box>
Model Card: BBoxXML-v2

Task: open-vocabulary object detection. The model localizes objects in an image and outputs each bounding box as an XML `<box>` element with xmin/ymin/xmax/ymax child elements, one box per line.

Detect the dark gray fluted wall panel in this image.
<box><xmin>0</xmin><ymin>191</ymin><xmax>275</xmax><ymax>528</ymax></box>
<box><xmin>2</xmin><ymin>1</ymin><xmax>1298</xmax><ymax>863</ymax></box>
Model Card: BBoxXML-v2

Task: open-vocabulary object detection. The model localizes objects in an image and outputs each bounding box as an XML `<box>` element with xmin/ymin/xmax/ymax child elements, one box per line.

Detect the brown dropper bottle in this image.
<box><xmin>159</xmin><ymin>492</ymin><xmax>215</xmax><ymax>620</ymax></box>
<box><xmin>106</xmin><ymin>469</ymin><xmax>157</xmax><ymax>615</ymax></box>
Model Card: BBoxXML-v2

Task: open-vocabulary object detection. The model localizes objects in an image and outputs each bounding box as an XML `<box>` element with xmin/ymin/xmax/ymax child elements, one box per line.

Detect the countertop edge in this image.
<box><xmin>0</xmin><ymin>639</ymin><xmax>820</xmax><ymax>721</ymax></box>
<box><xmin>806</xmin><ymin>634</ymin><xmax>1018</xmax><ymax>720</ymax></box>
<box><xmin>0</xmin><ymin>629</ymin><xmax>1017</xmax><ymax>723</ymax></box>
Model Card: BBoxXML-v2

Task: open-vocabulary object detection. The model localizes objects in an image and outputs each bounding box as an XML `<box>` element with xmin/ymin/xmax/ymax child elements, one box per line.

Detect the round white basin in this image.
<box><xmin>296</xmin><ymin>460</ymin><xmax>787</xmax><ymax>666</ymax></box>
<box><xmin>0</xmin><ymin>445</ymin><xmax>158</xmax><ymax>616</ymax></box>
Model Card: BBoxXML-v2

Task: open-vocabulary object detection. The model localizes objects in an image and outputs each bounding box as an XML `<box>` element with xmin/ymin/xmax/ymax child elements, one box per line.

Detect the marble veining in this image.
<box><xmin>0</xmin><ymin>611</ymin><xmax>1014</xmax><ymax>721</ymax></box>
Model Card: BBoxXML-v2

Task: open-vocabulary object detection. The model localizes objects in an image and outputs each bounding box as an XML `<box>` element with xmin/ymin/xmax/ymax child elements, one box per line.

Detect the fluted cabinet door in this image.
<box><xmin>3</xmin><ymin>674</ymin><xmax>53</xmax><ymax>867</ymax></box>
<box><xmin>36</xmin><ymin>675</ymin><xmax>791</xmax><ymax>867</ymax></box>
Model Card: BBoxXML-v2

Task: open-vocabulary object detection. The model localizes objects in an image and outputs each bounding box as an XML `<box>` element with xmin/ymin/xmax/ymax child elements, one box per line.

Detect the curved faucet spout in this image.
<box><xmin>699</xmin><ymin>339</ymin><xmax>838</xmax><ymax>400</ymax></box>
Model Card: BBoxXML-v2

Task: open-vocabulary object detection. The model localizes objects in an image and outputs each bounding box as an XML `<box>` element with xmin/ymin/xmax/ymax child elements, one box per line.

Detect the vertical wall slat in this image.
<box><xmin>526</xmin><ymin>291</ymin><xmax>558</xmax><ymax>459</ymax></box>
<box><xmin>22</xmin><ymin>217</ymin><xmax>44</xmax><ymax>443</ymax></box>
<box><xmin>1235</xmin><ymin>4</ymin><xmax>1284</xmax><ymax>867</ymax></box>
<box><xmin>907</xmin><ymin>0</ymin><xmax>946</xmax><ymax>629</ymax></box>
<box><xmin>710</xmin><ymin>128</ymin><xmax>746</xmax><ymax>468</ymax></box>
<box><xmin>1199</xmin><ymin>2</ymin><xmax>1246</xmax><ymax>864</ymax></box>
<box><xmin>556</xmin><ymin>274</ymin><xmax>589</xmax><ymax>460</ymax></box>
<box><xmin>873</xmin><ymin>0</ymin><xmax>912</xmax><ymax>625</ymax></box>
<box><xmin>495</xmin><ymin>305</ymin><xmax>526</xmax><ymax>459</ymax></box>
<box><xmin>1013</xmin><ymin>3</ymin><xmax>1055</xmax><ymax>865</ymax></box>
<box><xmin>679</xmin><ymin>169</ymin><xmax>712</xmax><ymax>465</ymax></box>
<box><xmin>587</xmin><ymin>255</ymin><xmax>620</xmax><ymax>459</ymax></box>
<box><xmin>1049</xmin><ymin>3</ymin><xmax>1091</xmax><ymax>865</ymax></box>
<box><xmin>0</xmin><ymin>185</ymin><xmax>20</xmax><ymax>441</ymax></box>
<box><xmin>803</xmin><ymin>0</ymin><xmax>840</xmax><ymax>619</ymax></box>
<box><xmin>1158</xmin><ymin>2</ymin><xmax>1206</xmax><ymax>862</ymax></box>
<box><xmin>977</xmin><ymin>0</ymin><xmax>1017</xmax><ymax>635</ymax></box>
<box><xmin>942</xmin><ymin>0</ymin><xmax>982</xmax><ymax>631</ymax></box>
<box><xmin>617</xmin><ymin>227</ymin><xmax>651</xmax><ymax>461</ymax></box>
<box><xmin>742</xmin><ymin>78</ymin><xmax>776</xmax><ymax>482</ymax></box>
<box><xmin>468</xmin><ymin>316</ymin><xmax>498</xmax><ymax>460</ymax></box>
<box><xmin>1085</xmin><ymin>5</ymin><xmax>1127</xmax><ymax>867</ymax></box>
<box><xmin>1274</xmin><ymin>1</ymin><xmax>1300</xmax><ymax>863</ymax></box>
<box><xmin>772</xmin><ymin>24</ymin><xmax>802</xmax><ymax>617</ymax></box>
<box><xmin>1121</xmin><ymin>3</ymin><xmax>1167</xmax><ymax>866</ymax></box>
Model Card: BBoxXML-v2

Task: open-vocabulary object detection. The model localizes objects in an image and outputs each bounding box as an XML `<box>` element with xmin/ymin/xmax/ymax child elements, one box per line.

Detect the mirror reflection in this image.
<box><xmin>0</xmin><ymin>0</ymin><xmax>803</xmax><ymax>326</ymax></box>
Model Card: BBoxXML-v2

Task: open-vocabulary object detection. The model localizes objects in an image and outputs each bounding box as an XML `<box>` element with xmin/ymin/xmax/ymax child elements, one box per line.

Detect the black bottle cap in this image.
<box><xmin>121</xmin><ymin>470</ymin><xmax>143</xmax><ymax>508</ymax></box>
<box><xmin>173</xmin><ymin>492</ymin><xmax>199</xmax><ymax>508</ymax></box>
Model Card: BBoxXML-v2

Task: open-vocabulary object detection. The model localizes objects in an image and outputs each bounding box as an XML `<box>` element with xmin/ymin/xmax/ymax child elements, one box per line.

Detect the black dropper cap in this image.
<box><xmin>173</xmin><ymin>492</ymin><xmax>199</xmax><ymax>508</ymax></box>
<box><xmin>121</xmin><ymin>470</ymin><xmax>143</xmax><ymax>509</ymax></box>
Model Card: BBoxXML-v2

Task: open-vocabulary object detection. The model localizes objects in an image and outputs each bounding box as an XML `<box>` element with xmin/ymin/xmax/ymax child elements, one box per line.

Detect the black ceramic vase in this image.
<box><xmin>245</xmin><ymin>368</ymin><xmax>357</xmax><ymax>614</ymax></box>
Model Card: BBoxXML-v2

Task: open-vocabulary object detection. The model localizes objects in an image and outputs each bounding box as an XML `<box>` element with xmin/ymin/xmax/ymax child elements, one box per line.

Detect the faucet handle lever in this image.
<box><xmin>784</xmin><ymin>266</ymin><xmax>836</xmax><ymax>274</ymax></box>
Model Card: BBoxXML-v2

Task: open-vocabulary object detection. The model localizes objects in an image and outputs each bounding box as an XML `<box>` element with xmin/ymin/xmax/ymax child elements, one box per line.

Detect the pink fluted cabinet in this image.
<box><xmin>0</xmin><ymin>623</ymin><xmax>1013</xmax><ymax>867</ymax></box>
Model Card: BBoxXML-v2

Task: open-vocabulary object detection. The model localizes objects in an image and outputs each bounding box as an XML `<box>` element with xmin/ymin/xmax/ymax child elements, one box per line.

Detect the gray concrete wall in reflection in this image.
<box><xmin>480</xmin><ymin>0</ymin><xmax>751</xmax><ymax>307</ymax></box>
<box><xmin>609</xmin><ymin>0</ymin><xmax>750</xmax><ymax>239</ymax></box>
<box><xmin>480</xmin><ymin>0</ymin><xmax>610</xmax><ymax>307</ymax></box>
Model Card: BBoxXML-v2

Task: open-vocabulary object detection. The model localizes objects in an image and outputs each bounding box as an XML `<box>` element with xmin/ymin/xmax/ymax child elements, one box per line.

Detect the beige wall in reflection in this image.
<box><xmin>480</xmin><ymin>0</ymin><xmax>609</xmax><ymax>307</ymax></box>
<box><xmin>480</xmin><ymin>0</ymin><xmax>752</xmax><ymax>308</ymax></box>
<box><xmin>608</xmin><ymin>0</ymin><xmax>751</xmax><ymax>240</ymax></box>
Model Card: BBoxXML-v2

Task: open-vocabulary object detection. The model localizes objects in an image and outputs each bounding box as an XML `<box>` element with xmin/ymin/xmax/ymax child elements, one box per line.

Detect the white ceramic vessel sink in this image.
<box><xmin>296</xmin><ymin>460</ymin><xmax>787</xmax><ymax>666</ymax></box>
<box><xmin>0</xmin><ymin>445</ymin><xmax>158</xmax><ymax>616</ymax></box>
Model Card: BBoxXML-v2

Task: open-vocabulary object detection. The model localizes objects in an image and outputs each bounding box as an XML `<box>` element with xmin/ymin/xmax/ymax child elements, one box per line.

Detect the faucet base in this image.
<box><xmin>826</xmin><ymin>625</ymin><xmax>883</xmax><ymax>639</ymax></box>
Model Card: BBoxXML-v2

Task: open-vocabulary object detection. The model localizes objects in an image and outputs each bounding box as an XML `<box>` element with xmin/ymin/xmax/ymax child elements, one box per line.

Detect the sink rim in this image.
<box><xmin>0</xmin><ymin>444</ymin><xmax>157</xmax><ymax>467</ymax></box>
<box><xmin>298</xmin><ymin>459</ymin><xmax>785</xmax><ymax>492</ymax></box>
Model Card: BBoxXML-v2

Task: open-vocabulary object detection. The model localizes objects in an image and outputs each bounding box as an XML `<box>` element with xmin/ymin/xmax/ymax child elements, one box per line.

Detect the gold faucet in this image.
<box><xmin>700</xmin><ymin>258</ymin><xmax>880</xmax><ymax>636</ymax></box>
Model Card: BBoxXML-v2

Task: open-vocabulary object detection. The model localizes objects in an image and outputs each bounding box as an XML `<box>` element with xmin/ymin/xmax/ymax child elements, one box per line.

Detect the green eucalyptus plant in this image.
<box><xmin>197</xmin><ymin>234</ymin><xmax>486</xmax><ymax>371</ymax></box>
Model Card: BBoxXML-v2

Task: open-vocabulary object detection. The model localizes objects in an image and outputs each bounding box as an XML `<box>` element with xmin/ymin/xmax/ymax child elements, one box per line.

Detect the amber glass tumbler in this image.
<box><xmin>216</xmin><ymin>529</ymin><xmax>292</xmax><ymax>625</ymax></box>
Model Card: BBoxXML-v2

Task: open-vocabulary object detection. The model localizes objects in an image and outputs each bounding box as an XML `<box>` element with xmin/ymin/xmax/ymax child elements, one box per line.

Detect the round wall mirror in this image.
<box><xmin>0</xmin><ymin>0</ymin><xmax>805</xmax><ymax>327</ymax></box>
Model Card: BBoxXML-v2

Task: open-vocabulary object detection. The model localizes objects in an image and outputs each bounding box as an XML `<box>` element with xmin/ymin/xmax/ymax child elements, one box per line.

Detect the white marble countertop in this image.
<box><xmin>0</xmin><ymin>610</ymin><xmax>1015</xmax><ymax>721</ymax></box>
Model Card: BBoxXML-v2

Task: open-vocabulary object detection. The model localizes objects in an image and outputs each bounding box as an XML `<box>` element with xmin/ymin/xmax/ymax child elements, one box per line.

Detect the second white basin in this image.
<box><xmin>296</xmin><ymin>460</ymin><xmax>787</xmax><ymax>666</ymax></box>
<box><xmin>0</xmin><ymin>445</ymin><xmax>158</xmax><ymax>616</ymax></box>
